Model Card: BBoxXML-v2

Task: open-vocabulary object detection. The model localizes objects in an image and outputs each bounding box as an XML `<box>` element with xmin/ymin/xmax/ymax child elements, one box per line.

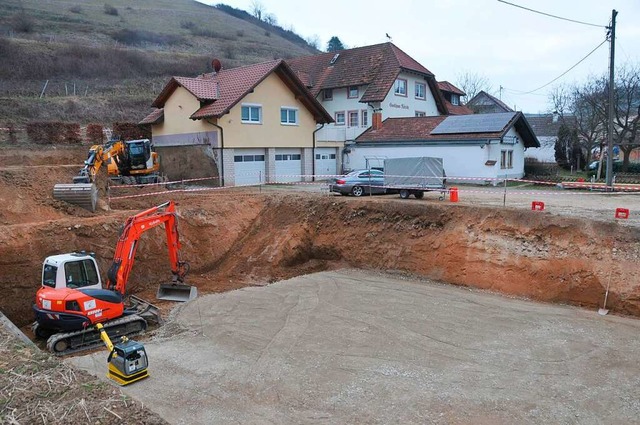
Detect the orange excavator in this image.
<box><xmin>33</xmin><ymin>201</ymin><xmax>197</xmax><ymax>355</ymax></box>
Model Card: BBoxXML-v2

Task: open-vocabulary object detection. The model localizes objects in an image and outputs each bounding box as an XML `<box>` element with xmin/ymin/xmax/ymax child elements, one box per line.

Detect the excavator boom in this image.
<box><xmin>53</xmin><ymin>138</ymin><xmax>164</xmax><ymax>211</ymax></box>
<box><xmin>106</xmin><ymin>201</ymin><xmax>195</xmax><ymax>301</ymax></box>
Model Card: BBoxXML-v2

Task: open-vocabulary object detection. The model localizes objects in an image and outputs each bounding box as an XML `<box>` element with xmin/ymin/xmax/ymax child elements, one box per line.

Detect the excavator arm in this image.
<box><xmin>73</xmin><ymin>141</ymin><xmax>126</xmax><ymax>184</ymax></box>
<box><xmin>105</xmin><ymin>201</ymin><xmax>190</xmax><ymax>297</ymax></box>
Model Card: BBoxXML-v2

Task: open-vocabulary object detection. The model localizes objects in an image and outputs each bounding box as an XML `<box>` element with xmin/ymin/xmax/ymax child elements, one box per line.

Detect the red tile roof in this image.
<box><xmin>139</xmin><ymin>108</ymin><xmax>164</xmax><ymax>125</ymax></box>
<box><xmin>356</xmin><ymin>113</ymin><xmax>539</xmax><ymax>147</ymax></box>
<box><xmin>357</xmin><ymin>116</ymin><xmax>447</xmax><ymax>142</ymax></box>
<box><xmin>444</xmin><ymin>100</ymin><xmax>474</xmax><ymax>115</ymax></box>
<box><xmin>438</xmin><ymin>81</ymin><xmax>466</xmax><ymax>96</ymax></box>
<box><xmin>287</xmin><ymin>42</ymin><xmax>446</xmax><ymax>113</ymax></box>
<box><xmin>149</xmin><ymin>60</ymin><xmax>332</xmax><ymax>123</ymax></box>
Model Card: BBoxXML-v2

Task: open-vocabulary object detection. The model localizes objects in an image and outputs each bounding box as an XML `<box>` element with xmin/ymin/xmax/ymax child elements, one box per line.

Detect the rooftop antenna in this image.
<box><xmin>385</xmin><ymin>33</ymin><xmax>392</xmax><ymax>41</ymax></box>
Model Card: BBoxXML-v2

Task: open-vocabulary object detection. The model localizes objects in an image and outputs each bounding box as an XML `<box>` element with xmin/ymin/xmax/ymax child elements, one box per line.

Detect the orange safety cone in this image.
<box><xmin>449</xmin><ymin>187</ymin><xmax>459</xmax><ymax>203</ymax></box>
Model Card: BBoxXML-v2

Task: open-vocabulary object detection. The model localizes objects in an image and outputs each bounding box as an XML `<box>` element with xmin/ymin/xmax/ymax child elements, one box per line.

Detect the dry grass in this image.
<box><xmin>0</xmin><ymin>326</ymin><xmax>167</xmax><ymax>424</ymax></box>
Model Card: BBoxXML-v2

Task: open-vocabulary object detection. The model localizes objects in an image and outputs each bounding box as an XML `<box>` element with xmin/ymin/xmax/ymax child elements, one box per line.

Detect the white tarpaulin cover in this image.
<box><xmin>384</xmin><ymin>157</ymin><xmax>445</xmax><ymax>189</ymax></box>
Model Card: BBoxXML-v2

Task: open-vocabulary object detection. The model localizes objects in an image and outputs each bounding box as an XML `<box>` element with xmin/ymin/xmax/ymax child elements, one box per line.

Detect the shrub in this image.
<box><xmin>86</xmin><ymin>123</ymin><xmax>104</xmax><ymax>144</ymax></box>
<box><xmin>222</xmin><ymin>44</ymin><xmax>236</xmax><ymax>60</ymax></box>
<box><xmin>236</xmin><ymin>29</ymin><xmax>244</xmax><ymax>37</ymax></box>
<box><xmin>524</xmin><ymin>158</ymin><xmax>556</xmax><ymax>176</ymax></box>
<box><xmin>264</xmin><ymin>30</ymin><xmax>270</xmax><ymax>37</ymax></box>
<box><xmin>112</xmin><ymin>122</ymin><xmax>151</xmax><ymax>141</ymax></box>
<box><xmin>104</xmin><ymin>4</ymin><xmax>119</xmax><ymax>16</ymax></box>
<box><xmin>69</xmin><ymin>5</ymin><xmax>82</xmax><ymax>14</ymax></box>
<box><xmin>7</xmin><ymin>123</ymin><xmax>18</xmax><ymax>144</ymax></box>
<box><xmin>26</xmin><ymin>122</ymin><xmax>81</xmax><ymax>144</ymax></box>
<box><xmin>11</xmin><ymin>12</ymin><xmax>35</xmax><ymax>33</ymax></box>
<box><xmin>180</xmin><ymin>20</ymin><xmax>196</xmax><ymax>30</ymax></box>
<box><xmin>111</xmin><ymin>29</ymin><xmax>182</xmax><ymax>46</ymax></box>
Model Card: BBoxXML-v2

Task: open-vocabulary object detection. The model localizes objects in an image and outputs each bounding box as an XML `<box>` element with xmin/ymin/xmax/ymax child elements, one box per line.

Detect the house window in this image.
<box><xmin>415</xmin><ymin>111</ymin><xmax>426</xmax><ymax>117</ymax></box>
<box><xmin>451</xmin><ymin>94</ymin><xmax>460</xmax><ymax>106</ymax></box>
<box><xmin>335</xmin><ymin>111</ymin><xmax>345</xmax><ymax>126</ymax></box>
<box><xmin>280</xmin><ymin>107</ymin><xmax>298</xmax><ymax>125</ymax></box>
<box><xmin>348</xmin><ymin>86</ymin><xmax>359</xmax><ymax>99</ymax></box>
<box><xmin>394</xmin><ymin>79</ymin><xmax>407</xmax><ymax>96</ymax></box>
<box><xmin>234</xmin><ymin>154</ymin><xmax>265</xmax><ymax>162</ymax></box>
<box><xmin>361</xmin><ymin>110</ymin><xmax>369</xmax><ymax>127</ymax></box>
<box><xmin>501</xmin><ymin>150</ymin><xmax>514</xmax><ymax>169</ymax></box>
<box><xmin>348</xmin><ymin>110</ymin><xmax>359</xmax><ymax>127</ymax></box>
<box><xmin>323</xmin><ymin>89</ymin><xmax>333</xmax><ymax>100</ymax></box>
<box><xmin>241</xmin><ymin>104</ymin><xmax>261</xmax><ymax>123</ymax></box>
<box><xmin>415</xmin><ymin>82</ymin><xmax>426</xmax><ymax>100</ymax></box>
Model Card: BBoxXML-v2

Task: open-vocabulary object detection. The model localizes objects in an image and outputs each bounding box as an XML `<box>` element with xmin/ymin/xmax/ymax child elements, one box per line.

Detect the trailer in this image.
<box><xmin>384</xmin><ymin>157</ymin><xmax>446</xmax><ymax>200</ymax></box>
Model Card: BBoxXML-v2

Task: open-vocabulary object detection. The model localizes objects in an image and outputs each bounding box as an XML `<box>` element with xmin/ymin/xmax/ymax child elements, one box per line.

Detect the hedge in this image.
<box><xmin>25</xmin><ymin>122</ymin><xmax>81</xmax><ymax>144</ymax></box>
<box><xmin>112</xmin><ymin>122</ymin><xmax>151</xmax><ymax>141</ymax></box>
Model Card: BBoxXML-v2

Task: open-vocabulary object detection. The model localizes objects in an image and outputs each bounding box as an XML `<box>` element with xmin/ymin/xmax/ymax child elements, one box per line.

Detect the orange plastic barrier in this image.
<box><xmin>615</xmin><ymin>208</ymin><xmax>630</xmax><ymax>219</ymax></box>
<box><xmin>531</xmin><ymin>201</ymin><xmax>545</xmax><ymax>211</ymax></box>
<box><xmin>449</xmin><ymin>187</ymin><xmax>459</xmax><ymax>203</ymax></box>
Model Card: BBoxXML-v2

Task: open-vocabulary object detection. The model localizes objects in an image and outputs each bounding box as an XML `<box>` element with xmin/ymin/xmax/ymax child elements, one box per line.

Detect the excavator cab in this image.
<box><xmin>42</xmin><ymin>253</ymin><xmax>102</xmax><ymax>291</ymax></box>
<box><xmin>125</xmin><ymin>139</ymin><xmax>152</xmax><ymax>169</ymax></box>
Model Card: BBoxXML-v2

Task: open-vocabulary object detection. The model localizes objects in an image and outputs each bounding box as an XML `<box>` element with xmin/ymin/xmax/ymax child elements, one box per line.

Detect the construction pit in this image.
<box><xmin>2</xmin><ymin>145</ymin><xmax>640</xmax><ymax>423</ymax></box>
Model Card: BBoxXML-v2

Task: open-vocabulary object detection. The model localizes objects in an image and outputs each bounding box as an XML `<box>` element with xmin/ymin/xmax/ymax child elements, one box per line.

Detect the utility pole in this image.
<box><xmin>605</xmin><ymin>9</ymin><xmax>617</xmax><ymax>187</ymax></box>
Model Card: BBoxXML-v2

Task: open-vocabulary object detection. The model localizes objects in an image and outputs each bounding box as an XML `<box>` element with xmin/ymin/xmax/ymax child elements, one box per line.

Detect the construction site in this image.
<box><xmin>2</xmin><ymin>144</ymin><xmax>640</xmax><ymax>424</ymax></box>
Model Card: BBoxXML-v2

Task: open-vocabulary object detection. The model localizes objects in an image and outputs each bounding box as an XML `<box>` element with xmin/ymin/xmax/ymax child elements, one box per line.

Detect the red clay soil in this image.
<box><xmin>1</xmin><ymin>146</ymin><xmax>640</xmax><ymax>329</ymax></box>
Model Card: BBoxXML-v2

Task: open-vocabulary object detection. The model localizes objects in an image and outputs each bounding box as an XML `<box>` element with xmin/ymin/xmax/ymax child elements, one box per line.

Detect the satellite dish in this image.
<box><xmin>212</xmin><ymin>58</ymin><xmax>222</xmax><ymax>73</ymax></box>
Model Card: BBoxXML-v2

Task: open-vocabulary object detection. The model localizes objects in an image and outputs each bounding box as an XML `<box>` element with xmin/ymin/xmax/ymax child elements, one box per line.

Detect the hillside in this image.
<box><xmin>0</xmin><ymin>0</ymin><xmax>318</xmax><ymax>129</ymax></box>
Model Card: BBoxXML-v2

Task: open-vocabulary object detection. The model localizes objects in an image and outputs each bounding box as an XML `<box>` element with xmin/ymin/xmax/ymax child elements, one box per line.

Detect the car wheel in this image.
<box><xmin>399</xmin><ymin>189</ymin><xmax>410</xmax><ymax>199</ymax></box>
<box><xmin>414</xmin><ymin>191</ymin><xmax>424</xmax><ymax>199</ymax></box>
<box><xmin>351</xmin><ymin>185</ymin><xmax>364</xmax><ymax>197</ymax></box>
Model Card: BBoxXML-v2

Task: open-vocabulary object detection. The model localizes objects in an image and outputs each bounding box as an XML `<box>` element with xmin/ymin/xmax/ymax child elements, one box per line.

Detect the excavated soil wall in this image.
<box><xmin>2</xmin><ymin>193</ymin><xmax>640</xmax><ymax>328</ymax></box>
<box><xmin>2</xmin><ymin>145</ymin><xmax>639</xmax><ymax>328</ymax></box>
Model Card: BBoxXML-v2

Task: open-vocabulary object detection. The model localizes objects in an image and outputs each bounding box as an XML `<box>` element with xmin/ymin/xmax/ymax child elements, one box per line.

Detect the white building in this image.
<box><xmin>349</xmin><ymin>112</ymin><xmax>540</xmax><ymax>182</ymax></box>
<box><xmin>288</xmin><ymin>43</ymin><xmax>471</xmax><ymax>175</ymax></box>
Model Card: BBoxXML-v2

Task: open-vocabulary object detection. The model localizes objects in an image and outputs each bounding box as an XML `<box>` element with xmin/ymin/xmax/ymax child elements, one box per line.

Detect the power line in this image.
<box><xmin>512</xmin><ymin>39</ymin><xmax>607</xmax><ymax>95</ymax></box>
<box><xmin>497</xmin><ymin>0</ymin><xmax>606</xmax><ymax>28</ymax></box>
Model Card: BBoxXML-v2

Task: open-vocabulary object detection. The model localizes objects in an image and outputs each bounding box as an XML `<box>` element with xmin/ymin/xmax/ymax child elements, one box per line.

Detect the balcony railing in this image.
<box><xmin>316</xmin><ymin>125</ymin><xmax>368</xmax><ymax>142</ymax></box>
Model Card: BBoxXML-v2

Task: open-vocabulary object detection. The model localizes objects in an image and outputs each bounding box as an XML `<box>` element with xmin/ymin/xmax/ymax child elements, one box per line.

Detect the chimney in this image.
<box><xmin>552</xmin><ymin>110</ymin><xmax>559</xmax><ymax>123</ymax></box>
<box><xmin>372</xmin><ymin>111</ymin><xmax>382</xmax><ymax>130</ymax></box>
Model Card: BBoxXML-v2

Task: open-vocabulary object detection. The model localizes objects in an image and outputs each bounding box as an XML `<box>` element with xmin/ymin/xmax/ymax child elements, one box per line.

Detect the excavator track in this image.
<box><xmin>46</xmin><ymin>314</ymin><xmax>147</xmax><ymax>356</ymax></box>
<box><xmin>53</xmin><ymin>183</ymin><xmax>98</xmax><ymax>211</ymax></box>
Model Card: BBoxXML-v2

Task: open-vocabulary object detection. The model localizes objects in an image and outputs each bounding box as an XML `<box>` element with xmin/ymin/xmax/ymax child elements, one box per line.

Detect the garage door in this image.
<box><xmin>315</xmin><ymin>147</ymin><xmax>337</xmax><ymax>178</ymax></box>
<box><xmin>275</xmin><ymin>149</ymin><xmax>302</xmax><ymax>183</ymax></box>
<box><xmin>233</xmin><ymin>149</ymin><xmax>265</xmax><ymax>185</ymax></box>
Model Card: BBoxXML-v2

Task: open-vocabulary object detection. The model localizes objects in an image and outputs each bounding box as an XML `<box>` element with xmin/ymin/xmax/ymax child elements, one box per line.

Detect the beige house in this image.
<box><xmin>140</xmin><ymin>60</ymin><xmax>332</xmax><ymax>185</ymax></box>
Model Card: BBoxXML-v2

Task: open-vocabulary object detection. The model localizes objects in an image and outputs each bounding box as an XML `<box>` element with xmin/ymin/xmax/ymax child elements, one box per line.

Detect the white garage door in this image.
<box><xmin>315</xmin><ymin>147</ymin><xmax>337</xmax><ymax>178</ymax></box>
<box><xmin>233</xmin><ymin>149</ymin><xmax>266</xmax><ymax>185</ymax></box>
<box><xmin>275</xmin><ymin>149</ymin><xmax>302</xmax><ymax>183</ymax></box>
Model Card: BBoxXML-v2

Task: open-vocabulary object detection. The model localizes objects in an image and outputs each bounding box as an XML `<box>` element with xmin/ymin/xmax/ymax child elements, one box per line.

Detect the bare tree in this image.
<box><xmin>264</xmin><ymin>13</ymin><xmax>277</xmax><ymax>26</ymax></box>
<box><xmin>306</xmin><ymin>34</ymin><xmax>320</xmax><ymax>50</ymax></box>
<box><xmin>455</xmin><ymin>71</ymin><xmax>492</xmax><ymax>104</ymax></box>
<box><xmin>551</xmin><ymin>64</ymin><xmax>640</xmax><ymax>173</ymax></box>
<box><xmin>250</xmin><ymin>0</ymin><xmax>265</xmax><ymax>21</ymax></box>
<box><xmin>550</xmin><ymin>84</ymin><xmax>605</xmax><ymax>172</ymax></box>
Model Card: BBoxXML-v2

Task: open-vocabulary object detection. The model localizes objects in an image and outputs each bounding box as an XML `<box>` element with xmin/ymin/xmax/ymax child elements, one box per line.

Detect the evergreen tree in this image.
<box><xmin>326</xmin><ymin>36</ymin><xmax>345</xmax><ymax>52</ymax></box>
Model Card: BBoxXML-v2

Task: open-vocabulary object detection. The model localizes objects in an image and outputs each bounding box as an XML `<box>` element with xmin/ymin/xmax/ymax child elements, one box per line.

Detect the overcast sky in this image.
<box><xmin>198</xmin><ymin>0</ymin><xmax>640</xmax><ymax>113</ymax></box>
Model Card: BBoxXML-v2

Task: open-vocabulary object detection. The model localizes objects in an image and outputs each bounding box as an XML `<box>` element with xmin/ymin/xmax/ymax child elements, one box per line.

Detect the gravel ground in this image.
<box><xmin>262</xmin><ymin>182</ymin><xmax>640</xmax><ymax>226</ymax></box>
<box><xmin>69</xmin><ymin>269</ymin><xmax>640</xmax><ymax>424</ymax></box>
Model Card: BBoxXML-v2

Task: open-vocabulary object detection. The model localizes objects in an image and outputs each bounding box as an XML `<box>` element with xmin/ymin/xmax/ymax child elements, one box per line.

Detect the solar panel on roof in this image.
<box><xmin>431</xmin><ymin>112</ymin><xmax>516</xmax><ymax>134</ymax></box>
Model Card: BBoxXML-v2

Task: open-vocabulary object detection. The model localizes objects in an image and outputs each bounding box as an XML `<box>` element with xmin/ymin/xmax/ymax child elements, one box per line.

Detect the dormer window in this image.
<box><xmin>323</xmin><ymin>89</ymin><xmax>333</xmax><ymax>101</ymax></box>
<box><xmin>451</xmin><ymin>94</ymin><xmax>460</xmax><ymax>106</ymax></box>
<box><xmin>348</xmin><ymin>86</ymin><xmax>359</xmax><ymax>99</ymax></box>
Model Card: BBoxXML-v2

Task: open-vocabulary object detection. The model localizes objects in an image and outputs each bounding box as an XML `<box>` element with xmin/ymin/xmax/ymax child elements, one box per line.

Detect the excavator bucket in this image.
<box><xmin>157</xmin><ymin>283</ymin><xmax>198</xmax><ymax>302</ymax></box>
<box><xmin>53</xmin><ymin>183</ymin><xmax>98</xmax><ymax>211</ymax></box>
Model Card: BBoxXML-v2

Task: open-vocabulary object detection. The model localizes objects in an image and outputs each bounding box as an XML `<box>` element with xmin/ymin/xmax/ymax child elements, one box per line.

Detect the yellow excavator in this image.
<box><xmin>96</xmin><ymin>323</ymin><xmax>150</xmax><ymax>385</ymax></box>
<box><xmin>53</xmin><ymin>138</ymin><xmax>165</xmax><ymax>211</ymax></box>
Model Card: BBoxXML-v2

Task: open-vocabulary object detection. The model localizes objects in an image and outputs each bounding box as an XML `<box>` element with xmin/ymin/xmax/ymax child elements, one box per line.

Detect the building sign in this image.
<box><xmin>389</xmin><ymin>102</ymin><xmax>409</xmax><ymax>110</ymax></box>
